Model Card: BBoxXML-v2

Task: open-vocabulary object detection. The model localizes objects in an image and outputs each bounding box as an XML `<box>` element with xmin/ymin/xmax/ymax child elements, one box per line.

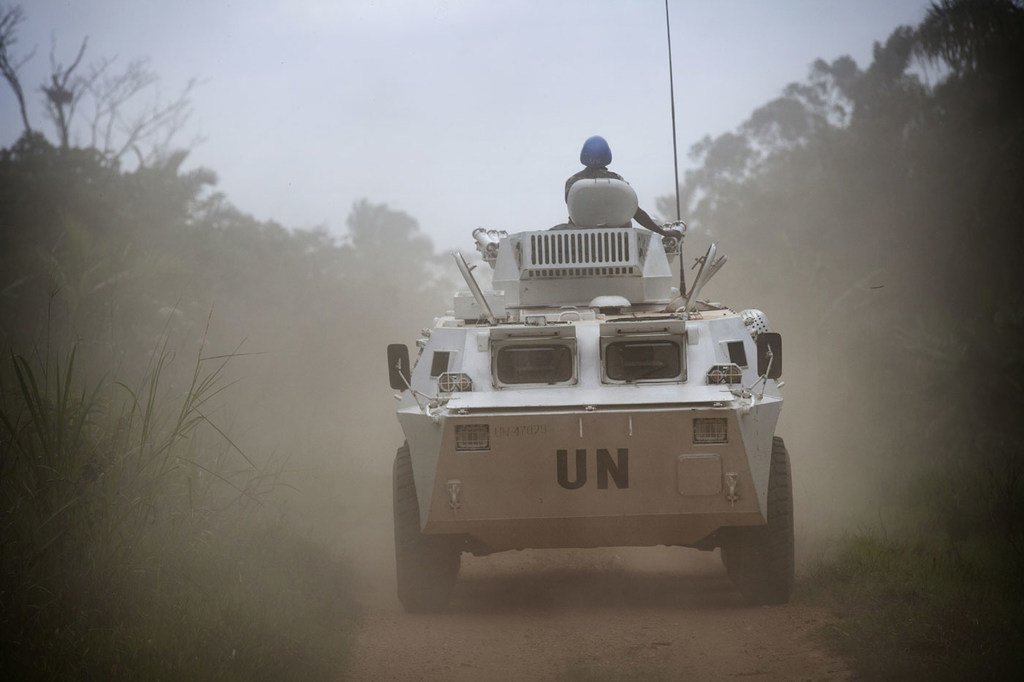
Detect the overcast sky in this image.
<box><xmin>1</xmin><ymin>0</ymin><xmax>931</xmax><ymax>249</ymax></box>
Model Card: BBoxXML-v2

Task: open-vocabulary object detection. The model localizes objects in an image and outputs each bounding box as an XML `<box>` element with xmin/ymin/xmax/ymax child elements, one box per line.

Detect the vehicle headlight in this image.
<box><xmin>693</xmin><ymin>417</ymin><xmax>728</xmax><ymax>444</ymax></box>
<box><xmin>706</xmin><ymin>364</ymin><xmax>742</xmax><ymax>385</ymax></box>
<box><xmin>455</xmin><ymin>424</ymin><xmax>489</xmax><ymax>451</ymax></box>
<box><xmin>438</xmin><ymin>372</ymin><xmax>473</xmax><ymax>392</ymax></box>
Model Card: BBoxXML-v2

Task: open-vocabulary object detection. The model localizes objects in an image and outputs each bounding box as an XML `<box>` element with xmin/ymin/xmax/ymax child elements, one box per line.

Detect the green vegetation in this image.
<box><xmin>0</xmin><ymin>132</ymin><xmax>447</xmax><ymax>675</ymax></box>
<box><xmin>0</xmin><ymin>331</ymin><xmax>359</xmax><ymax>678</ymax></box>
<box><xmin>807</xmin><ymin>532</ymin><xmax>1023</xmax><ymax>679</ymax></box>
<box><xmin>660</xmin><ymin>0</ymin><xmax>1024</xmax><ymax>676</ymax></box>
<box><xmin>0</xmin><ymin>6</ymin><xmax>449</xmax><ymax>675</ymax></box>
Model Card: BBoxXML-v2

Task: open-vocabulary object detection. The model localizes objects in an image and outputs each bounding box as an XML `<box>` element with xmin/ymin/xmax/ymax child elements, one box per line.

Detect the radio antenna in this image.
<box><xmin>664</xmin><ymin>0</ymin><xmax>681</xmax><ymax>221</ymax></box>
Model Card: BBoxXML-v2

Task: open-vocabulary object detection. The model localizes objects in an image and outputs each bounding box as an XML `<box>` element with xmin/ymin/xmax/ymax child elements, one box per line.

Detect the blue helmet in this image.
<box><xmin>580</xmin><ymin>135</ymin><xmax>612</xmax><ymax>168</ymax></box>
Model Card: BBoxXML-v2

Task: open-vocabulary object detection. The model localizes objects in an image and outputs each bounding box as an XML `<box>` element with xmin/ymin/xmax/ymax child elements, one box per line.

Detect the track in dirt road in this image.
<box><xmin>347</xmin><ymin>540</ymin><xmax>849</xmax><ymax>681</ymax></box>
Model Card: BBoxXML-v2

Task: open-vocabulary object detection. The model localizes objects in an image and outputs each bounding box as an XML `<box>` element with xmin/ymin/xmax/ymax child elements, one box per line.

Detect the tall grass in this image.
<box><xmin>0</xmin><ymin>335</ymin><xmax>356</xmax><ymax>679</ymax></box>
<box><xmin>807</xmin><ymin>522</ymin><xmax>1024</xmax><ymax>679</ymax></box>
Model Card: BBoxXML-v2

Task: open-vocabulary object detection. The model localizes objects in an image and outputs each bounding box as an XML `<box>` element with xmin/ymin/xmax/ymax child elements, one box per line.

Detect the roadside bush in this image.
<box><xmin>0</xmin><ymin>335</ymin><xmax>357</xmax><ymax>679</ymax></box>
<box><xmin>808</xmin><ymin>530</ymin><xmax>1024</xmax><ymax>680</ymax></box>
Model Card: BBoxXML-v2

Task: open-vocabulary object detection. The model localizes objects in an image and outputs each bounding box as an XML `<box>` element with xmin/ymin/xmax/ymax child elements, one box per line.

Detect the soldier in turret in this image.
<box><xmin>565</xmin><ymin>135</ymin><xmax>681</xmax><ymax>239</ymax></box>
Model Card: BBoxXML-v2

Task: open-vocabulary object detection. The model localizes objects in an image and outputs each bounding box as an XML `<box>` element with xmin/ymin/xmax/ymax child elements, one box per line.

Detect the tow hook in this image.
<box><xmin>446</xmin><ymin>479</ymin><xmax>462</xmax><ymax>512</ymax></box>
<box><xmin>725</xmin><ymin>472</ymin><xmax>740</xmax><ymax>507</ymax></box>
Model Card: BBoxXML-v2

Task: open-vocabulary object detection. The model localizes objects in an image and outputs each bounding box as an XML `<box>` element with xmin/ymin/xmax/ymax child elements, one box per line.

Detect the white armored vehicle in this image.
<box><xmin>386</xmin><ymin>178</ymin><xmax>792</xmax><ymax>611</ymax></box>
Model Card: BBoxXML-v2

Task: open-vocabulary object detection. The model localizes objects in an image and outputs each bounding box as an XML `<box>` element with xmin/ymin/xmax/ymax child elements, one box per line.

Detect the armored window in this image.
<box><xmin>495</xmin><ymin>344</ymin><xmax>574</xmax><ymax>385</ymax></box>
<box><xmin>430</xmin><ymin>351</ymin><xmax>451</xmax><ymax>378</ymax></box>
<box><xmin>605</xmin><ymin>340</ymin><xmax>682</xmax><ymax>381</ymax></box>
<box><xmin>726</xmin><ymin>341</ymin><xmax>748</xmax><ymax>368</ymax></box>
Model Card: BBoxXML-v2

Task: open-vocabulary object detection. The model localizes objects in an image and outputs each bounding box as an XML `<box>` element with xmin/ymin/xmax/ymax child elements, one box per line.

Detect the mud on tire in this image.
<box><xmin>393</xmin><ymin>443</ymin><xmax>461</xmax><ymax>612</ymax></box>
<box><xmin>720</xmin><ymin>436</ymin><xmax>794</xmax><ymax>605</ymax></box>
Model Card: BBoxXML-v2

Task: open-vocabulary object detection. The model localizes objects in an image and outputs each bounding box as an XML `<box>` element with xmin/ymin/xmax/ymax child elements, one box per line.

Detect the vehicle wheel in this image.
<box><xmin>393</xmin><ymin>442</ymin><xmax>461</xmax><ymax>612</ymax></box>
<box><xmin>720</xmin><ymin>436</ymin><xmax>794</xmax><ymax>605</ymax></box>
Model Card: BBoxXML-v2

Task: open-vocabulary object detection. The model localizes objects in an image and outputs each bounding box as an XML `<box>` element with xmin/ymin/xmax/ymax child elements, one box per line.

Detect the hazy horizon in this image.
<box><xmin>1</xmin><ymin>0</ymin><xmax>930</xmax><ymax>248</ymax></box>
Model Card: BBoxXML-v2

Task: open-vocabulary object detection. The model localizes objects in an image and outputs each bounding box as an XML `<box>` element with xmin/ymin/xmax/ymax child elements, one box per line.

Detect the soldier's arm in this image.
<box><xmin>634</xmin><ymin>207</ymin><xmax>681</xmax><ymax>237</ymax></box>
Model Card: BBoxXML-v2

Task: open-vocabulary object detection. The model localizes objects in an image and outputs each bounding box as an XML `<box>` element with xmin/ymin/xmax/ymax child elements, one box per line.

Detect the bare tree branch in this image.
<box><xmin>83</xmin><ymin>55</ymin><xmax>114</xmax><ymax>148</ymax></box>
<box><xmin>83</xmin><ymin>57</ymin><xmax>156</xmax><ymax>154</ymax></box>
<box><xmin>0</xmin><ymin>3</ymin><xmax>33</xmax><ymax>134</ymax></box>
<box><xmin>2</xmin><ymin>4</ymin><xmax>198</xmax><ymax>163</ymax></box>
<box><xmin>42</xmin><ymin>33</ymin><xmax>88</xmax><ymax>148</ymax></box>
<box><xmin>82</xmin><ymin>60</ymin><xmax>197</xmax><ymax>165</ymax></box>
<box><xmin>111</xmin><ymin>76</ymin><xmax>197</xmax><ymax>164</ymax></box>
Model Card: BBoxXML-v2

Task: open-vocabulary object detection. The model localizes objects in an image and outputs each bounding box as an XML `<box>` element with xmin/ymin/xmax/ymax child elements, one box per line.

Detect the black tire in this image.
<box><xmin>393</xmin><ymin>442</ymin><xmax>460</xmax><ymax>612</ymax></box>
<box><xmin>720</xmin><ymin>436</ymin><xmax>794</xmax><ymax>605</ymax></box>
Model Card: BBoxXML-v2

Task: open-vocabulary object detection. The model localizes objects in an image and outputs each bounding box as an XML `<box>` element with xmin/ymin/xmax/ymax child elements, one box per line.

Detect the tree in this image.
<box><xmin>916</xmin><ymin>0</ymin><xmax>1024</xmax><ymax>77</ymax></box>
<box><xmin>0</xmin><ymin>4</ymin><xmax>197</xmax><ymax>166</ymax></box>
<box><xmin>0</xmin><ymin>4</ymin><xmax>32</xmax><ymax>134</ymax></box>
<box><xmin>41</xmin><ymin>35</ymin><xmax>87</xmax><ymax>148</ymax></box>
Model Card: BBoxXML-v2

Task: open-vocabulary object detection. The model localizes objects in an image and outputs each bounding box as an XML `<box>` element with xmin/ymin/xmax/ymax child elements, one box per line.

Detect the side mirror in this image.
<box><xmin>756</xmin><ymin>333</ymin><xmax>782</xmax><ymax>380</ymax></box>
<box><xmin>387</xmin><ymin>344</ymin><xmax>411</xmax><ymax>390</ymax></box>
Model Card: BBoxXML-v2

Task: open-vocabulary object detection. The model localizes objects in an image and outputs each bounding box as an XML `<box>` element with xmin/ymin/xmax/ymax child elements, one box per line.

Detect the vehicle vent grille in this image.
<box><xmin>520</xmin><ymin>229</ymin><xmax>646</xmax><ymax>279</ymax></box>
<box><xmin>525</xmin><ymin>266</ymin><xmax>637</xmax><ymax>279</ymax></box>
<box><xmin>528</xmin><ymin>230</ymin><xmax>632</xmax><ymax>267</ymax></box>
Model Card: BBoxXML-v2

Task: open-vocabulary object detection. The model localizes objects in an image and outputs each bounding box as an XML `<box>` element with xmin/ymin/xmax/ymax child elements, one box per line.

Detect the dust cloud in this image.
<box><xmin>261</xmin><ymin>225</ymin><xmax>863</xmax><ymax>611</ymax></box>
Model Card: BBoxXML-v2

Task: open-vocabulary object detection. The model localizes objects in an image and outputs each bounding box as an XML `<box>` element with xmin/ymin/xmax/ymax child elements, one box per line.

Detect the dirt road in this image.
<box><xmin>346</xmin><ymin>542</ymin><xmax>848</xmax><ymax>681</ymax></box>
